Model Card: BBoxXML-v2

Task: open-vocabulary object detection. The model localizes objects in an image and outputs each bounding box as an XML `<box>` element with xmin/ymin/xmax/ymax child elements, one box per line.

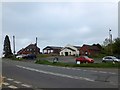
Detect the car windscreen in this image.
<box><xmin>84</xmin><ymin>56</ymin><xmax>89</xmax><ymax>58</ymax></box>
<box><xmin>111</xmin><ymin>57</ymin><xmax>117</xmax><ymax>59</ymax></box>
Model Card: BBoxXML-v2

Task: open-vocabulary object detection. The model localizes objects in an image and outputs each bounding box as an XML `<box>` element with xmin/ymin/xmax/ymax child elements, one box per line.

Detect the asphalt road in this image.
<box><xmin>2</xmin><ymin>59</ymin><xmax>119</xmax><ymax>89</ymax></box>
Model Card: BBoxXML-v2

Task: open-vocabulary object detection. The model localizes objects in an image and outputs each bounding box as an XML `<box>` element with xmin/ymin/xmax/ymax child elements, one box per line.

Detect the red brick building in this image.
<box><xmin>80</xmin><ymin>44</ymin><xmax>101</xmax><ymax>56</ymax></box>
<box><xmin>17</xmin><ymin>43</ymin><xmax>40</xmax><ymax>55</ymax></box>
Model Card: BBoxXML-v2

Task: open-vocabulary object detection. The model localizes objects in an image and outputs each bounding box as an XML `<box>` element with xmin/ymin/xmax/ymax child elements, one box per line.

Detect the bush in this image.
<box><xmin>89</xmin><ymin>54</ymin><xmax>106</xmax><ymax>58</ymax></box>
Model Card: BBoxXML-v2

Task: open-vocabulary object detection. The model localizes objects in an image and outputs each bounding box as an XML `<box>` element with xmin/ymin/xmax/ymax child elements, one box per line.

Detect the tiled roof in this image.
<box><xmin>62</xmin><ymin>47</ymin><xmax>76</xmax><ymax>51</ymax></box>
<box><xmin>82</xmin><ymin>44</ymin><xmax>100</xmax><ymax>50</ymax></box>
<box><xmin>73</xmin><ymin>46</ymin><xmax>81</xmax><ymax>49</ymax></box>
<box><xmin>43</xmin><ymin>46</ymin><xmax>62</xmax><ymax>50</ymax></box>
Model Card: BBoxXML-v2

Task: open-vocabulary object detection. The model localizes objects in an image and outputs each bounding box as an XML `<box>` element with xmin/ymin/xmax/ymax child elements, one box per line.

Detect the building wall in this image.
<box><xmin>80</xmin><ymin>46</ymin><xmax>90</xmax><ymax>55</ymax></box>
<box><xmin>60</xmin><ymin>48</ymin><xmax>76</xmax><ymax>56</ymax></box>
<box><xmin>43</xmin><ymin>49</ymin><xmax>53</xmax><ymax>54</ymax></box>
<box><xmin>17</xmin><ymin>44</ymin><xmax>40</xmax><ymax>55</ymax></box>
<box><xmin>80</xmin><ymin>46</ymin><xmax>100</xmax><ymax>56</ymax></box>
<box><xmin>43</xmin><ymin>48</ymin><xmax>60</xmax><ymax>54</ymax></box>
<box><xmin>60</xmin><ymin>45</ymin><xmax>80</xmax><ymax>56</ymax></box>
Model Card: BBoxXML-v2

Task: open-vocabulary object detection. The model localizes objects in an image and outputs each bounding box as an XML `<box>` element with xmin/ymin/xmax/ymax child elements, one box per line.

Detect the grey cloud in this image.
<box><xmin>2</xmin><ymin>2</ymin><xmax>118</xmax><ymax>52</ymax></box>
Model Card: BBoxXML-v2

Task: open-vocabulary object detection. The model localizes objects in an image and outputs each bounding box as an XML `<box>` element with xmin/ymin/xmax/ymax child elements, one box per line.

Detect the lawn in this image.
<box><xmin>35</xmin><ymin>59</ymin><xmax>120</xmax><ymax>68</ymax></box>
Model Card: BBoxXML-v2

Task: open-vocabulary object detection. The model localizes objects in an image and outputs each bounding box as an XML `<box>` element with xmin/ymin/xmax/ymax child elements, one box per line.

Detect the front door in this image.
<box><xmin>65</xmin><ymin>52</ymin><xmax>68</xmax><ymax>56</ymax></box>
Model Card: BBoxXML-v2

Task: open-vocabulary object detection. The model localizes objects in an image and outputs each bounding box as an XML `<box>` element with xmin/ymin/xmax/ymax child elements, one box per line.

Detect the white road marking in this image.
<box><xmin>7</xmin><ymin>78</ymin><xmax>14</xmax><ymax>81</ymax></box>
<box><xmin>13</xmin><ymin>81</ymin><xmax>21</xmax><ymax>84</ymax></box>
<box><xmin>99</xmin><ymin>71</ymin><xmax>107</xmax><ymax>74</ymax></box>
<box><xmin>8</xmin><ymin>85</ymin><xmax>18</xmax><ymax>89</ymax></box>
<box><xmin>108</xmin><ymin>72</ymin><xmax>116</xmax><ymax>74</ymax></box>
<box><xmin>90</xmin><ymin>70</ymin><xmax>98</xmax><ymax>73</ymax></box>
<box><xmin>16</xmin><ymin>65</ymin><xmax>94</xmax><ymax>82</ymax></box>
<box><xmin>2</xmin><ymin>76</ymin><xmax>32</xmax><ymax>88</ymax></box>
<box><xmin>21</xmin><ymin>84</ymin><xmax>31</xmax><ymax>88</ymax></box>
<box><xmin>38</xmin><ymin>64</ymin><xmax>117</xmax><ymax>75</ymax></box>
<box><xmin>2</xmin><ymin>82</ymin><xmax>10</xmax><ymax>86</ymax></box>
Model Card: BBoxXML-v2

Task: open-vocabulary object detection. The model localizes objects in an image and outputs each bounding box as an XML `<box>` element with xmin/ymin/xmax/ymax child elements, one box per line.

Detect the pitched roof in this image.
<box><xmin>73</xmin><ymin>46</ymin><xmax>81</xmax><ymax>50</ymax></box>
<box><xmin>17</xmin><ymin>43</ymin><xmax>40</xmax><ymax>53</ymax></box>
<box><xmin>89</xmin><ymin>46</ymin><xmax>100</xmax><ymax>50</ymax></box>
<box><xmin>82</xmin><ymin>44</ymin><xmax>100</xmax><ymax>50</ymax></box>
<box><xmin>61</xmin><ymin>47</ymin><xmax>76</xmax><ymax>51</ymax></box>
<box><xmin>66</xmin><ymin>47</ymin><xmax>76</xmax><ymax>51</ymax></box>
<box><xmin>43</xmin><ymin>46</ymin><xmax>62</xmax><ymax>50</ymax></box>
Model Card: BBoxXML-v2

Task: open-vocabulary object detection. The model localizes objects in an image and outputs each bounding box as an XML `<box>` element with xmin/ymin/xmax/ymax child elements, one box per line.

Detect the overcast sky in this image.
<box><xmin>2</xmin><ymin>1</ymin><xmax>118</xmax><ymax>53</ymax></box>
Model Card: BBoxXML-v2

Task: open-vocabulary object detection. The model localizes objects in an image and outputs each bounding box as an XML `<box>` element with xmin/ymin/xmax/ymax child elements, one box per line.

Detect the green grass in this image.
<box><xmin>37</xmin><ymin>54</ymin><xmax>52</xmax><ymax>58</ymax></box>
<box><xmin>35</xmin><ymin>59</ymin><xmax>120</xmax><ymax>68</ymax></box>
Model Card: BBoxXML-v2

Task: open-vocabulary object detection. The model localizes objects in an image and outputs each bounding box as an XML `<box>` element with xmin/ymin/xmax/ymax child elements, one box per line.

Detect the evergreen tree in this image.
<box><xmin>3</xmin><ymin>35</ymin><xmax>13</xmax><ymax>57</ymax></box>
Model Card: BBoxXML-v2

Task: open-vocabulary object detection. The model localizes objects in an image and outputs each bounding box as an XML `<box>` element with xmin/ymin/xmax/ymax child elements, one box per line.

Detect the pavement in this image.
<box><xmin>2</xmin><ymin>59</ymin><xmax>119</xmax><ymax>89</ymax></box>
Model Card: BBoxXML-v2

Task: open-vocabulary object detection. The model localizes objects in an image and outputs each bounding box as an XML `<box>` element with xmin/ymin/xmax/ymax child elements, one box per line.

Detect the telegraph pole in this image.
<box><xmin>109</xmin><ymin>29</ymin><xmax>112</xmax><ymax>55</ymax></box>
<box><xmin>35</xmin><ymin>37</ymin><xmax>37</xmax><ymax>55</ymax></box>
<box><xmin>13</xmin><ymin>36</ymin><xmax>16</xmax><ymax>56</ymax></box>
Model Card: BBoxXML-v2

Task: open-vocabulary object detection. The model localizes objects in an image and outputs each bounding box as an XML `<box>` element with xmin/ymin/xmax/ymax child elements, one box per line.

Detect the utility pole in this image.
<box><xmin>109</xmin><ymin>29</ymin><xmax>112</xmax><ymax>55</ymax></box>
<box><xmin>13</xmin><ymin>36</ymin><xmax>16</xmax><ymax>56</ymax></box>
<box><xmin>35</xmin><ymin>37</ymin><xmax>37</xmax><ymax>55</ymax></box>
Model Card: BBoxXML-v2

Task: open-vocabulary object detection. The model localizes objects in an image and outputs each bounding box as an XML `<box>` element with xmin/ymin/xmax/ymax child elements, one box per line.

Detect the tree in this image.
<box><xmin>3</xmin><ymin>35</ymin><xmax>13</xmax><ymax>57</ymax></box>
<box><xmin>103</xmin><ymin>38</ymin><xmax>110</xmax><ymax>46</ymax></box>
<box><xmin>112</xmin><ymin>38</ymin><xmax>120</xmax><ymax>55</ymax></box>
<box><xmin>102</xmin><ymin>38</ymin><xmax>114</xmax><ymax>55</ymax></box>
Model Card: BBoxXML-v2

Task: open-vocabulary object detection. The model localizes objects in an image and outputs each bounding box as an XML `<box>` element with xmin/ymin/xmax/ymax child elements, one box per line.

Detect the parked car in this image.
<box><xmin>16</xmin><ymin>54</ymin><xmax>26</xmax><ymax>59</ymax></box>
<box><xmin>22</xmin><ymin>54</ymin><xmax>36</xmax><ymax>59</ymax></box>
<box><xmin>16</xmin><ymin>54</ymin><xmax>36</xmax><ymax>59</ymax></box>
<box><xmin>102</xmin><ymin>56</ymin><xmax>120</xmax><ymax>63</ymax></box>
<box><xmin>75</xmin><ymin>56</ymin><xmax>94</xmax><ymax>64</ymax></box>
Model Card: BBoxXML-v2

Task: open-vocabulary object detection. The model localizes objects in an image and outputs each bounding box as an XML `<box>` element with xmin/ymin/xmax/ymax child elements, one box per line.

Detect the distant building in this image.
<box><xmin>17</xmin><ymin>43</ymin><xmax>40</xmax><ymax>55</ymax></box>
<box><xmin>60</xmin><ymin>44</ymin><xmax>81</xmax><ymax>56</ymax></box>
<box><xmin>43</xmin><ymin>46</ymin><xmax>62</xmax><ymax>55</ymax></box>
<box><xmin>80</xmin><ymin>44</ymin><xmax>101</xmax><ymax>56</ymax></box>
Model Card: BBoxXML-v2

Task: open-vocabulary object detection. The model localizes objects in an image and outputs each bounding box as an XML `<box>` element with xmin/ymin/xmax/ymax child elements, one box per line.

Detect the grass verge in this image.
<box><xmin>35</xmin><ymin>59</ymin><xmax>120</xmax><ymax>68</ymax></box>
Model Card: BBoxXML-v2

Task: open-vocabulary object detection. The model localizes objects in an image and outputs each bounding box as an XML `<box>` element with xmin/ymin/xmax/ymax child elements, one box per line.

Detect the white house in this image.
<box><xmin>60</xmin><ymin>44</ymin><xmax>80</xmax><ymax>56</ymax></box>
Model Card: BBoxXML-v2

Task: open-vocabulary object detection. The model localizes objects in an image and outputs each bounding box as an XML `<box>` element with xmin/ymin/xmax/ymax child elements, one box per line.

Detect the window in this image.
<box><xmin>44</xmin><ymin>50</ymin><xmax>47</xmax><ymax>53</ymax></box>
<box><xmin>51</xmin><ymin>50</ymin><xmax>53</xmax><ymax>52</ymax></box>
<box><xmin>105</xmin><ymin>57</ymin><xmax>111</xmax><ymax>59</ymax></box>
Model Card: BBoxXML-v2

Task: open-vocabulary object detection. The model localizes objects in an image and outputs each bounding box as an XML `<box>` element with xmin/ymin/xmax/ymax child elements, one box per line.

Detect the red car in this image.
<box><xmin>75</xmin><ymin>56</ymin><xmax>94</xmax><ymax>64</ymax></box>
